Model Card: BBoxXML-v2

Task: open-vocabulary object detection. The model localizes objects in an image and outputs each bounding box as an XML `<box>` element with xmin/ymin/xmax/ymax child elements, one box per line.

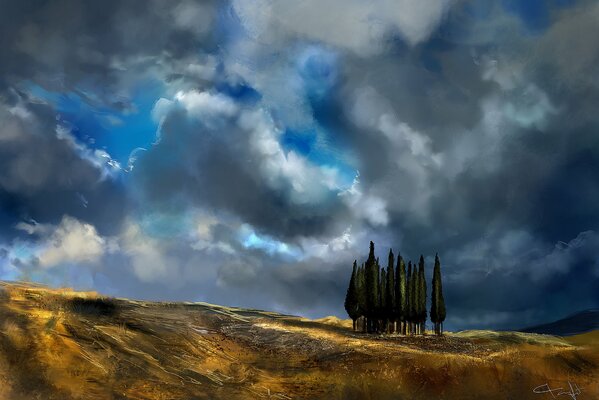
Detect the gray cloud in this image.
<box><xmin>1</xmin><ymin>0</ymin><xmax>599</xmax><ymax>331</ymax></box>
<box><xmin>0</xmin><ymin>95</ymin><xmax>127</xmax><ymax>237</ymax></box>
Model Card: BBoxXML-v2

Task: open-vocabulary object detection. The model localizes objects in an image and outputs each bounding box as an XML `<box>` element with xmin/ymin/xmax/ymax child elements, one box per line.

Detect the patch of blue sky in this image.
<box><xmin>26</xmin><ymin>264</ymin><xmax>94</xmax><ymax>291</ymax></box>
<box><xmin>215</xmin><ymin>79</ymin><xmax>262</xmax><ymax>105</ymax></box>
<box><xmin>0</xmin><ymin>241</ymin><xmax>37</xmax><ymax>281</ymax></box>
<box><xmin>0</xmin><ymin>262</ymin><xmax>19</xmax><ymax>281</ymax></box>
<box><xmin>502</xmin><ymin>0</ymin><xmax>578</xmax><ymax>34</ymax></box>
<box><xmin>0</xmin><ymin>253</ymin><xmax>22</xmax><ymax>281</ymax></box>
<box><xmin>137</xmin><ymin>211</ymin><xmax>195</xmax><ymax>240</ymax></box>
<box><xmin>27</xmin><ymin>80</ymin><xmax>163</xmax><ymax>167</ymax></box>
<box><xmin>281</xmin><ymin>128</ymin><xmax>317</xmax><ymax>157</ymax></box>
<box><xmin>461</xmin><ymin>1</ymin><xmax>495</xmax><ymax>19</ymax></box>
<box><xmin>296</xmin><ymin>45</ymin><xmax>338</xmax><ymax>103</ymax></box>
<box><xmin>419</xmin><ymin>50</ymin><xmax>443</xmax><ymax>74</ymax></box>
<box><xmin>289</xmin><ymin>45</ymin><xmax>357</xmax><ymax>188</ymax></box>
<box><xmin>215</xmin><ymin>2</ymin><xmax>246</xmax><ymax>47</ymax></box>
<box><xmin>281</xmin><ymin>127</ymin><xmax>356</xmax><ymax>189</ymax></box>
<box><xmin>240</xmin><ymin>226</ymin><xmax>302</xmax><ymax>260</ymax></box>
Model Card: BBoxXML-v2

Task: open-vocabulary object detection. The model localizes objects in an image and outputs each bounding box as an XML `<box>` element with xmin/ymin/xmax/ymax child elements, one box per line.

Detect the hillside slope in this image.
<box><xmin>521</xmin><ymin>309</ymin><xmax>599</xmax><ymax>336</ymax></box>
<box><xmin>0</xmin><ymin>281</ymin><xmax>597</xmax><ymax>399</ymax></box>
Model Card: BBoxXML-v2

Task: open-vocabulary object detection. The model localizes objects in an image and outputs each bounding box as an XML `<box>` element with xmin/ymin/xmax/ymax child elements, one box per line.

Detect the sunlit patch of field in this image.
<box><xmin>0</xmin><ymin>281</ymin><xmax>597</xmax><ymax>399</ymax></box>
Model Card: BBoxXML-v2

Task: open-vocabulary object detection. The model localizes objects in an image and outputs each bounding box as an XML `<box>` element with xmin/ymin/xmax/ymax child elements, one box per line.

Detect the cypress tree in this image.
<box><xmin>410</xmin><ymin>259</ymin><xmax>420</xmax><ymax>335</ymax></box>
<box><xmin>418</xmin><ymin>255</ymin><xmax>427</xmax><ymax>335</ymax></box>
<box><xmin>431</xmin><ymin>257</ymin><xmax>438</xmax><ymax>335</ymax></box>
<box><xmin>374</xmin><ymin>257</ymin><xmax>380</xmax><ymax>332</ymax></box>
<box><xmin>395</xmin><ymin>255</ymin><xmax>407</xmax><ymax>334</ymax></box>
<box><xmin>430</xmin><ymin>253</ymin><xmax>447</xmax><ymax>335</ymax></box>
<box><xmin>436</xmin><ymin>254</ymin><xmax>447</xmax><ymax>334</ymax></box>
<box><xmin>406</xmin><ymin>261</ymin><xmax>413</xmax><ymax>334</ymax></box>
<box><xmin>386</xmin><ymin>249</ymin><xmax>395</xmax><ymax>333</ymax></box>
<box><xmin>438</xmin><ymin>288</ymin><xmax>446</xmax><ymax>335</ymax></box>
<box><xmin>380</xmin><ymin>267</ymin><xmax>387</xmax><ymax>333</ymax></box>
<box><xmin>413</xmin><ymin>260</ymin><xmax>420</xmax><ymax>334</ymax></box>
<box><xmin>364</xmin><ymin>242</ymin><xmax>378</xmax><ymax>333</ymax></box>
<box><xmin>344</xmin><ymin>261</ymin><xmax>360</xmax><ymax>331</ymax></box>
<box><xmin>412</xmin><ymin>263</ymin><xmax>422</xmax><ymax>334</ymax></box>
<box><xmin>357</xmin><ymin>264</ymin><xmax>367</xmax><ymax>332</ymax></box>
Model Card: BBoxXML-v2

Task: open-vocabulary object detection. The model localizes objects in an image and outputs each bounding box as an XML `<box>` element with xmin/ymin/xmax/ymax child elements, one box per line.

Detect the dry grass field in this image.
<box><xmin>0</xmin><ymin>281</ymin><xmax>597</xmax><ymax>399</ymax></box>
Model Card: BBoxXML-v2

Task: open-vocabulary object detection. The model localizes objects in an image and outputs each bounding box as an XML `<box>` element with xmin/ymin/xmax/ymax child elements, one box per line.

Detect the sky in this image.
<box><xmin>0</xmin><ymin>0</ymin><xmax>598</xmax><ymax>331</ymax></box>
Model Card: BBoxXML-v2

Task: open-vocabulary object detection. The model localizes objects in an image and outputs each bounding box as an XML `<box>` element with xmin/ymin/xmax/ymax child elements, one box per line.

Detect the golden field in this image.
<box><xmin>0</xmin><ymin>281</ymin><xmax>597</xmax><ymax>399</ymax></box>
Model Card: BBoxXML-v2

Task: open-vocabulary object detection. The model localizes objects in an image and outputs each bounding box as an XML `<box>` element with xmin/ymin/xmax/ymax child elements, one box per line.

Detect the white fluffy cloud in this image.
<box><xmin>240</xmin><ymin>109</ymin><xmax>346</xmax><ymax>204</ymax></box>
<box><xmin>153</xmin><ymin>90</ymin><xmax>239</xmax><ymax>129</ymax></box>
<box><xmin>119</xmin><ymin>221</ymin><xmax>177</xmax><ymax>283</ymax></box>
<box><xmin>35</xmin><ymin>216</ymin><xmax>108</xmax><ymax>268</ymax></box>
<box><xmin>175</xmin><ymin>90</ymin><xmax>239</xmax><ymax>120</ymax></box>
<box><xmin>339</xmin><ymin>174</ymin><xmax>389</xmax><ymax>226</ymax></box>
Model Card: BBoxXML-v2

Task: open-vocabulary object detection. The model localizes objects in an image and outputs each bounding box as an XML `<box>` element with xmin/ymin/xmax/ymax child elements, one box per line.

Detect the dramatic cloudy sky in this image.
<box><xmin>1</xmin><ymin>0</ymin><xmax>598</xmax><ymax>330</ymax></box>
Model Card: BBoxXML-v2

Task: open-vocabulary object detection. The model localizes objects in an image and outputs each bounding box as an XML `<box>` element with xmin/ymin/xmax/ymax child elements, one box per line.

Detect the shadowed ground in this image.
<box><xmin>0</xmin><ymin>281</ymin><xmax>597</xmax><ymax>399</ymax></box>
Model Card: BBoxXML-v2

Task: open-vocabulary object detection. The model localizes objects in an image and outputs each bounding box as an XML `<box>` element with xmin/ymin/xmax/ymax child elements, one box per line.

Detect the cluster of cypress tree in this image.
<box><xmin>344</xmin><ymin>241</ymin><xmax>446</xmax><ymax>335</ymax></box>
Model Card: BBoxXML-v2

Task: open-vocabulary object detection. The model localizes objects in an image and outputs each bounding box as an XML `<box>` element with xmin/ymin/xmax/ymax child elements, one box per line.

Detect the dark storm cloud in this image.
<box><xmin>0</xmin><ymin>0</ymin><xmax>219</xmax><ymax>97</ymax></box>
<box><xmin>0</xmin><ymin>95</ymin><xmax>128</xmax><ymax>237</ymax></box>
<box><xmin>0</xmin><ymin>0</ymin><xmax>219</xmax><ymax>233</ymax></box>
<box><xmin>133</xmin><ymin>98</ymin><xmax>353</xmax><ymax>240</ymax></box>
<box><xmin>1</xmin><ymin>0</ymin><xmax>598</xmax><ymax>331</ymax></box>
<box><xmin>214</xmin><ymin>0</ymin><xmax>599</xmax><ymax>328</ymax></box>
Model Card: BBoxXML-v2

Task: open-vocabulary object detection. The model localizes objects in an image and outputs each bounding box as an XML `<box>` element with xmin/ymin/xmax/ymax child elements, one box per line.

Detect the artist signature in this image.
<box><xmin>533</xmin><ymin>382</ymin><xmax>582</xmax><ymax>399</ymax></box>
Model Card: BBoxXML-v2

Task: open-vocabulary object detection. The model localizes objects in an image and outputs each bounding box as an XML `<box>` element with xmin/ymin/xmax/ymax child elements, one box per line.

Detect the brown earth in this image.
<box><xmin>0</xmin><ymin>281</ymin><xmax>597</xmax><ymax>399</ymax></box>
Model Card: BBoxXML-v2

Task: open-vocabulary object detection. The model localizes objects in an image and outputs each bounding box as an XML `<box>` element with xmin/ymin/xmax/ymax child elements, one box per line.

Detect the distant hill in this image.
<box><xmin>520</xmin><ymin>309</ymin><xmax>599</xmax><ymax>336</ymax></box>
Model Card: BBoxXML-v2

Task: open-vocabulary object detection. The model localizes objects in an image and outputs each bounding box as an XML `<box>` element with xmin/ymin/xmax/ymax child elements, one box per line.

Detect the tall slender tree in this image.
<box><xmin>379</xmin><ymin>267</ymin><xmax>387</xmax><ymax>333</ymax></box>
<box><xmin>395</xmin><ymin>255</ymin><xmax>407</xmax><ymax>334</ymax></box>
<box><xmin>386</xmin><ymin>249</ymin><xmax>395</xmax><ymax>333</ymax></box>
<box><xmin>347</xmin><ymin>242</ymin><xmax>447</xmax><ymax>336</ymax></box>
<box><xmin>417</xmin><ymin>255</ymin><xmax>427</xmax><ymax>335</ymax></box>
<box><xmin>375</xmin><ymin>257</ymin><xmax>381</xmax><ymax>332</ymax></box>
<box><xmin>430</xmin><ymin>253</ymin><xmax>446</xmax><ymax>335</ymax></box>
<box><xmin>415</xmin><ymin>256</ymin><xmax>421</xmax><ymax>334</ymax></box>
<box><xmin>344</xmin><ymin>261</ymin><xmax>360</xmax><ymax>331</ymax></box>
<box><xmin>406</xmin><ymin>261</ymin><xmax>414</xmax><ymax>334</ymax></box>
<box><xmin>364</xmin><ymin>242</ymin><xmax>378</xmax><ymax>333</ymax></box>
<box><xmin>356</xmin><ymin>263</ymin><xmax>366</xmax><ymax>332</ymax></box>
<box><xmin>438</xmin><ymin>285</ymin><xmax>446</xmax><ymax>335</ymax></box>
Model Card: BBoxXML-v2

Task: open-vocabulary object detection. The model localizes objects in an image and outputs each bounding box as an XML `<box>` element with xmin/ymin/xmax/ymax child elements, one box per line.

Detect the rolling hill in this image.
<box><xmin>520</xmin><ymin>309</ymin><xmax>599</xmax><ymax>336</ymax></box>
<box><xmin>0</xmin><ymin>281</ymin><xmax>597</xmax><ymax>399</ymax></box>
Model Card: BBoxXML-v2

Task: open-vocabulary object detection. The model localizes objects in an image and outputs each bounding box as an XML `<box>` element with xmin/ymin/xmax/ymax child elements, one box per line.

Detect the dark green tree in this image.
<box><xmin>356</xmin><ymin>263</ymin><xmax>367</xmax><ymax>332</ymax></box>
<box><xmin>364</xmin><ymin>242</ymin><xmax>378</xmax><ymax>333</ymax></box>
<box><xmin>438</xmin><ymin>288</ymin><xmax>446</xmax><ymax>335</ymax></box>
<box><xmin>386</xmin><ymin>249</ymin><xmax>395</xmax><ymax>333</ymax></box>
<box><xmin>395</xmin><ymin>254</ymin><xmax>407</xmax><ymax>334</ymax></box>
<box><xmin>344</xmin><ymin>261</ymin><xmax>360</xmax><ymax>331</ymax></box>
<box><xmin>407</xmin><ymin>261</ymin><xmax>414</xmax><ymax>334</ymax></box>
<box><xmin>379</xmin><ymin>267</ymin><xmax>387</xmax><ymax>332</ymax></box>
<box><xmin>417</xmin><ymin>255</ymin><xmax>427</xmax><ymax>335</ymax></box>
<box><xmin>430</xmin><ymin>253</ymin><xmax>446</xmax><ymax>335</ymax></box>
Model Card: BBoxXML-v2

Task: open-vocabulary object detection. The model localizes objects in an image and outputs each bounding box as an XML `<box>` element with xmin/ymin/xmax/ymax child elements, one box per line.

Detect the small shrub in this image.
<box><xmin>67</xmin><ymin>297</ymin><xmax>118</xmax><ymax>316</ymax></box>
